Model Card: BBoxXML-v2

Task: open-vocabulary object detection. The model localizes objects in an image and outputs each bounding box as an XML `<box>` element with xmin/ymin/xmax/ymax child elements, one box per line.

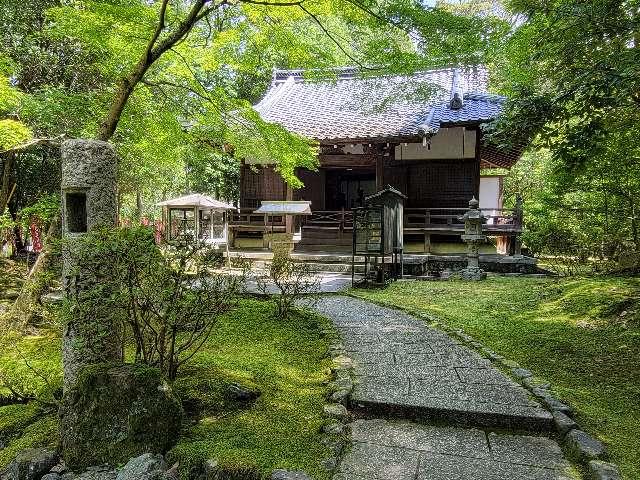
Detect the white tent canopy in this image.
<box><xmin>157</xmin><ymin>193</ymin><xmax>235</xmax><ymax>211</ymax></box>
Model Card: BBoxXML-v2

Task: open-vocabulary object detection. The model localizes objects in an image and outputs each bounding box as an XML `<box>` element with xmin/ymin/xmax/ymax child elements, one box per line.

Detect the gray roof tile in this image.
<box><xmin>254</xmin><ymin>67</ymin><xmax>503</xmax><ymax>142</ymax></box>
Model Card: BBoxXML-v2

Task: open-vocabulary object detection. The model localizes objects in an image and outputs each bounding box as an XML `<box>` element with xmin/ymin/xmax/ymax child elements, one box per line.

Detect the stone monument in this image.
<box><xmin>460</xmin><ymin>197</ymin><xmax>487</xmax><ymax>280</ymax></box>
<box><xmin>61</xmin><ymin>139</ymin><xmax>121</xmax><ymax>390</ymax></box>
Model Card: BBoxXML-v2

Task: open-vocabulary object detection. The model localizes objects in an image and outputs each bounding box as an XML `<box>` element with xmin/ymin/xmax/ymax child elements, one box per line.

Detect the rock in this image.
<box><xmin>200</xmin><ymin>459</ymin><xmax>260</xmax><ymax>480</ymax></box>
<box><xmin>588</xmin><ymin>460</ymin><xmax>622</xmax><ymax>480</ymax></box>
<box><xmin>225</xmin><ymin>383</ymin><xmax>260</xmax><ymax>402</ymax></box>
<box><xmin>320</xmin><ymin>457</ymin><xmax>338</xmax><ymax>471</ymax></box>
<box><xmin>271</xmin><ymin>470</ymin><xmax>312</xmax><ymax>480</ymax></box>
<box><xmin>523</xmin><ymin>377</ymin><xmax>550</xmax><ymax>390</ymax></box>
<box><xmin>332</xmin><ymin>355</ymin><xmax>353</xmax><ymax>369</ymax></box>
<box><xmin>321</xmin><ymin>437</ymin><xmax>346</xmax><ymax>456</ymax></box>
<box><xmin>330</xmin><ymin>389</ymin><xmax>350</xmax><ymax>405</ymax></box>
<box><xmin>501</xmin><ymin>359</ymin><xmax>520</xmax><ymax>369</ymax></box>
<box><xmin>322</xmin><ymin>422</ymin><xmax>345</xmax><ymax>435</ymax></box>
<box><xmin>542</xmin><ymin>396</ymin><xmax>573</xmax><ymax>415</ymax></box>
<box><xmin>41</xmin><ymin>291</ymin><xmax>64</xmax><ymax>306</ymax></box>
<box><xmin>5</xmin><ymin>448</ymin><xmax>59</xmax><ymax>480</ymax></box>
<box><xmin>116</xmin><ymin>454</ymin><xmax>167</xmax><ymax>480</ymax></box>
<box><xmin>552</xmin><ymin>410</ymin><xmax>577</xmax><ymax>436</ymax></box>
<box><xmin>51</xmin><ymin>462</ymin><xmax>67</xmax><ymax>474</ymax></box>
<box><xmin>511</xmin><ymin>368</ymin><xmax>533</xmax><ymax>379</ymax></box>
<box><xmin>329</xmin><ymin>378</ymin><xmax>352</xmax><ymax>391</ymax></box>
<box><xmin>161</xmin><ymin>463</ymin><xmax>179</xmax><ymax>480</ymax></box>
<box><xmin>323</xmin><ymin>403</ymin><xmax>348</xmax><ymax>420</ymax></box>
<box><xmin>73</xmin><ymin>471</ymin><xmax>117</xmax><ymax>480</ymax></box>
<box><xmin>565</xmin><ymin>430</ymin><xmax>606</xmax><ymax>460</ymax></box>
<box><xmin>41</xmin><ymin>474</ymin><xmax>62</xmax><ymax>480</ymax></box>
<box><xmin>59</xmin><ymin>363</ymin><xmax>183</xmax><ymax>471</ymax></box>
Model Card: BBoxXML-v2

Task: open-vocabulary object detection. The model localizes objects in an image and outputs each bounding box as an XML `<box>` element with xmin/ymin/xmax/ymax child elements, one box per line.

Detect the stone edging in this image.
<box><xmin>345</xmin><ymin>293</ymin><xmax>622</xmax><ymax>480</ymax></box>
<box><xmin>318</xmin><ymin>324</ymin><xmax>356</xmax><ymax>476</ymax></box>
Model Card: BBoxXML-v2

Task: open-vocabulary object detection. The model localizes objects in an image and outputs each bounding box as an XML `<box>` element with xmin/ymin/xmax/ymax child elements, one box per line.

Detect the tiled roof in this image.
<box><xmin>254</xmin><ymin>67</ymin><xmax>503</xmax><ymax>142</ymax></box>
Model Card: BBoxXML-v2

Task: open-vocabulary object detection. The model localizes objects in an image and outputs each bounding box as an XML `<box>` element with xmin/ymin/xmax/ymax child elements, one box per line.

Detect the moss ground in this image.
<box><xmin>168</xmin><ymin>299</ymin><xmax>334</xmax><ymax>479</ymax></box>
<box><xmin>352</xmin><ymin>276</ymin><xmax>640</xmax><ymax>479</ymax></box>
<box><xmin>0</xmin><ymin>299</ymin><xmax>333</xmax><ymax>478</ymax></box>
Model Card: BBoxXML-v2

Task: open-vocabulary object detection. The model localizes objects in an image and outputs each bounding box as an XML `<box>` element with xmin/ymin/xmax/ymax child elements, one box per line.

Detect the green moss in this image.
<box><xmin>0</xmin><ymin>331</ymin><xmax>62</xmax><ymax>400</ymax></box>
<box><xmin>168</xmin><ymin>299</ymin><xmax>334</xmax><ymax>480</ymax></box>
<box><xmin>0</xmin><ymin>415</ymin><xmax>58</xmax><ymax>469</ymax></box>
<box><xmin>353</xmin><ymin>276</ymin><xmax>640</xmax><ymax>479</ymax></box>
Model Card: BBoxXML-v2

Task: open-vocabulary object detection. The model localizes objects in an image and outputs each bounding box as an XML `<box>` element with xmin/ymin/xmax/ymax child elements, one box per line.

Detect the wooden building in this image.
<box><xmin>231</xmin><ymin>67</ymin><xmax>523</xmax><ymax>253</ymax></box>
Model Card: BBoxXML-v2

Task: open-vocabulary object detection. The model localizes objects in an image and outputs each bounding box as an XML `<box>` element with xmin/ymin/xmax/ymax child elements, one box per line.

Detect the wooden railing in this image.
<box><xmin>228</xmin><ymin>208</ymin><xmax>285</xmax><ymax>231</ymax></box>
<box><xmin>229</xmin><ymin>206</ymin><xmax>522</xmax><ymax>235</ymax></box>
<box><xmin>304</xmin><ymin>210</ymin><xmax>354</xmax><ymax>230</ymax></box>
<box><xmin>404</xmin><ymin>207</ymin><xmax>522</xmax><ymax>234</ymax></box>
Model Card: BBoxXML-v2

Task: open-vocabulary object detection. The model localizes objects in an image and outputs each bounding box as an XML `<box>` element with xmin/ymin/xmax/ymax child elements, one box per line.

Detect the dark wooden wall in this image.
<box><xmin>241</xmin><ymin>159</ymin><xmax>480</xmax><ymax>210</ymax></box>
<box><xmin>294</xmin><ymin>168</ymin><xmax>325</xmax><ymax>210</ymax></box>
<box><xmin>240</xmin><ymin>165</ymin><xmax>286</xmax><ymax>209</ymax></box>
<box><xmin>384</xmin><ymin>159</ymin><xmax>479</xmax><ymax>209</ymax></box>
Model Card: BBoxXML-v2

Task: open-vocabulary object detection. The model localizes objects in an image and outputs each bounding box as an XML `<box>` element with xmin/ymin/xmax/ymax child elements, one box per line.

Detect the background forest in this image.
<box><xmin>1</xmin><ymin>0</ymin><xmax>639</xmax><ymax>263</ymax></box>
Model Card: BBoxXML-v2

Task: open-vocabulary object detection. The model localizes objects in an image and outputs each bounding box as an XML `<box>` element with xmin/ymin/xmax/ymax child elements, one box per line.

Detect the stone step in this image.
<box><xmin>334</xmin><ymin>419</ymin><xmax>578</xmax><ymax>480</ymax></box>
<box><xmin>306</xmin><ymin>262</ymin><xmax>365</xmax><ymax>274</ymax></box>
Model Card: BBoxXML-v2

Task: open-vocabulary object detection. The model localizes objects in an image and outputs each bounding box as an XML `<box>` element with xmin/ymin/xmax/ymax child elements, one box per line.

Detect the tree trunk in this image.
<box><xmin>136</xmin><ymin>190</ymin><xmax>143</xmax><ymax>223</ymax></box>
<box><xmin>7</xmin><ymin>215</ymin><xmax>61</xmax><ymax>329</ymax></box>
<box><xmin>0</xmin><ymin>153</ymin><xmax>16</xmax><ymax>213</ymax></box>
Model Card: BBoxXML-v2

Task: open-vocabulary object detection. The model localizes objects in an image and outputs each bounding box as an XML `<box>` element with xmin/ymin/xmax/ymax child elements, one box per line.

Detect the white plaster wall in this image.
<box><xmin>479</xmin><ymin>176</ymin><xmax>502</xmax><ymax>210</ymax></box>
<box><xmin>394</xmin><ymin>127</ymin><xmax>476</xmax><ymax>160</ymax></box>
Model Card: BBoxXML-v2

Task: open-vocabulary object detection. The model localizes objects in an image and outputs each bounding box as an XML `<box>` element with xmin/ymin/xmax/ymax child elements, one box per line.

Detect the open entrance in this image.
<box><xmin>325</xmin><ymin>169</ymin><xmax>376</xmax><ymax>210</ymax></box>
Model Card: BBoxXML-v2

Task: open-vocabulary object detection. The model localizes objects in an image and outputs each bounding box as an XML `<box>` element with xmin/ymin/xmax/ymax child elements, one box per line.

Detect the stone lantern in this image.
<box><xmin>460</xmin><ymin>197</ymin><xmax>487</xmax><ymax>280</ymax></box>
<box><xmin>61</xmin><ymin>139</ymin><xmax>121</xmax><ymax>390</ymax></box>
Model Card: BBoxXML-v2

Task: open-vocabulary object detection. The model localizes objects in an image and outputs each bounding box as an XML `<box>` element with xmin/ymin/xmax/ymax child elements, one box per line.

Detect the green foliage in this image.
<box><xmin>354</xmin><ymin>276</ymin><xmax>640</xmax><ymax>479</ymax></box>
<box><xmin>64</xmin><ymin>226</ymin><xmax>244</xmax><ymax>379</ymax></box>
<box><xmin>168</xmin><ymin>299</ymin><xmax>334</xmax><ymax>479</ymax></box>
<box><xmin>0</xmin><ymin>119</ymin><xmax>31</xmax><ymax>151</ymax></box>
<box><xmin>15</xmin><ymin>194</ymin><xmax>59</xmax><ymax>229</ymax></box>
<box><xmin>0</xmin><ymin>330</ymin><xmax>62</xmax><ymax>403</ymax></box>
<box><xmin>490</xmin><ymin>0</ymin><xmax>640</xmax><ymax>260</ymax></box>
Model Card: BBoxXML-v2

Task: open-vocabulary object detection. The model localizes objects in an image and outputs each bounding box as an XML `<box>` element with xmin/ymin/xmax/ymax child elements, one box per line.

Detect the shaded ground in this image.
<box><xmin>352</xmin><ymin>276</ymin><xmax>640</xmax><ymax>479</ymax></box>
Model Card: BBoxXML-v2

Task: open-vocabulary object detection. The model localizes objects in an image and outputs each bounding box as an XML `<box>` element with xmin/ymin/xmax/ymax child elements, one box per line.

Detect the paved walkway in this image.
<box><xmin>308</xmin><ymin>296</ymin><xmax>579</xmax><ymax>480</ymax></box>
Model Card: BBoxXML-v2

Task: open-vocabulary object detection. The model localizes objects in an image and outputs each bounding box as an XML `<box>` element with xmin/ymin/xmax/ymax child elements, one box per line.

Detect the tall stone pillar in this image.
<box><xmin>61</xmin><ymin>139</ymin><xmax>121</xmax><ymax>390</ymax></box>
<box><xmin>460</xmin><ymin>197</ymin><xmax>487</xmax><ymax>281</ymax></box>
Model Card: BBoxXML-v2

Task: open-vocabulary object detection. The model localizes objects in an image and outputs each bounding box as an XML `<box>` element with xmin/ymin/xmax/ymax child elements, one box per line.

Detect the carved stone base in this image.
<box><xmin>461</xmin><ymin>267</ymin><xmax>487</xmax><ymax>281</ymax></box>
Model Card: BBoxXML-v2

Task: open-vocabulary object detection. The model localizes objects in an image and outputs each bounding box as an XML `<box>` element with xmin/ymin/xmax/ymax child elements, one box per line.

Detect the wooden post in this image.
<box><xmin>424</xmin><ymin>232</ymin><xmax>431</xmax><ymax>253</ymax></box>
<box><xmin>376</xmin><ymin>155</ymin><xmax>384</xmax><ymax>191</ymax></box>
<box><xmin>285</xmin><ymin>185</ymin><xmax>294</xmax><ymax>234</ymax></box>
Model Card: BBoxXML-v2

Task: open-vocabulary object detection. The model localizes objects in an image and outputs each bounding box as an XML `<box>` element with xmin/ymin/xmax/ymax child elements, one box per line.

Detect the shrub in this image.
<box><xmin>64</xmin><ymin>226</ymin><xmax>245</xmax><ymax>380</ymax></box>
<box><xmin>256</xmin><ymin>252</ymin><xmax>319</xmax><ymax>318</ymax></box>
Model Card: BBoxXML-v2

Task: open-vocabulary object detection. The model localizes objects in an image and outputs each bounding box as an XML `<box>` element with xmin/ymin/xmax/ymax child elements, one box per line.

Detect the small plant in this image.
<box><xmin>256</xmin><ymin>253</ymin><xmax>319</xmax><ymax>318</ymax></box>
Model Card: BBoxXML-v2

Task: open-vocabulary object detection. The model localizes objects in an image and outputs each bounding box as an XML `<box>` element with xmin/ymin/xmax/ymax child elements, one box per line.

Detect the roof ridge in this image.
<box><xmin>271</xmin><ymin>65</ymin><xmax>484</xmax><ymax>85</ymax></box>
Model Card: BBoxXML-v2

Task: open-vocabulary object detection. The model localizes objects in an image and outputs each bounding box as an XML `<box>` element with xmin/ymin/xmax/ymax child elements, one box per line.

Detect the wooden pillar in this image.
<box><xmin>285</xmin><ymin>184</ymin><xmax>294</xmax><ymax>234</ymax></box>
<box><xmin>376</xmin><ymin>155</ymin><xmax>384</xmax><ymax>191</ymax></box>
<box><xmin>424</xmin><ymin>232</ymin><xmax>431</xmax><ymax>253</ymax></box>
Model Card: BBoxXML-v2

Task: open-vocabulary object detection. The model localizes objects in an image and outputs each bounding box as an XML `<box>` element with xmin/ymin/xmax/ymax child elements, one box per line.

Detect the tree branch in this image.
<box><xmin>298</xmin><ymin>4</ymin><xmax>376</xmax><ymax>71</ymax></box>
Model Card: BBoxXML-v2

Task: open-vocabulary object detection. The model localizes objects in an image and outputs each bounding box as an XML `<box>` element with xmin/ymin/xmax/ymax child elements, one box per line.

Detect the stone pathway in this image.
<box><xmin>307</xmin><ymin>296</ymin><xmax>580</xmax><ymax>480</ymax></box>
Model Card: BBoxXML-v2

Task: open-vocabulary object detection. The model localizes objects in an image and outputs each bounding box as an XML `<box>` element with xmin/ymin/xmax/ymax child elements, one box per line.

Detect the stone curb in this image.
<box><xmin>318</xmin><ymin>327</ymin><xmax>356</xmax><ymax>477</ymax></box>
<box><xmin>343</xmin><ymin>294</ymin><xmax>622</xmax><ymax>480</ymax></box>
